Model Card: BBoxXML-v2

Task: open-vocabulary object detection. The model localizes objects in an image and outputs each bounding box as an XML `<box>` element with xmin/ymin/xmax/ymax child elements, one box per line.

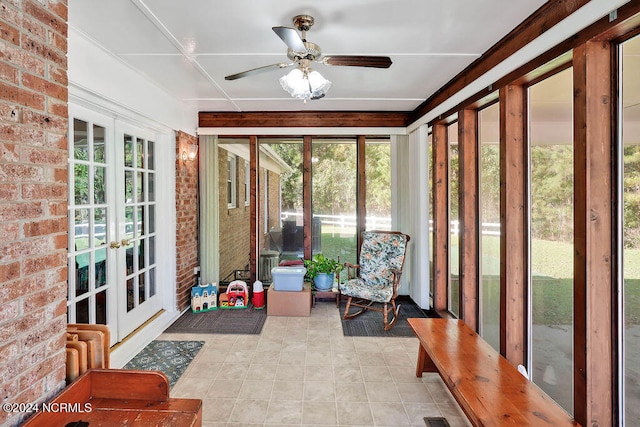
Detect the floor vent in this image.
<box><xmin>424</xmin><ymin>417</ymin><xmax>451</xmax><ymax>427</ymax></box>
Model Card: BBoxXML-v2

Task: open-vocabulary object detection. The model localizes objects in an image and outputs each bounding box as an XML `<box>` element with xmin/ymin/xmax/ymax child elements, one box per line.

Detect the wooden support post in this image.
<box><xmin>250</xmin><ymin>135</ymin><xmax>258</xmax><ymax>284</ymax></box>
<box><xmin>357</xmin><ymin>135</ymin><xmax>367</xmax><ymax>252</ymax></box>
<box><xmin>499</xmin><ymin>85</ymin><xmax>527</xmax><ymax>366</ymax></box>
<box><xmin>458</xmin><ymin>109</ymin><xmax>480</xmax><ymax>330</ymax></box>
<box><xmin>432</xmin><ymin>123</ymin><xmax>449</xmax><ymax>312</ymax></box>
<box><xmin>573</xmin><ymin>40</ymin><xmax>614</xmax><ymax>427</ymax></box>
<box><xmin>303</xmin><ymin>135</ymin><xmax>313</xmax><ymax>260</ymax></box>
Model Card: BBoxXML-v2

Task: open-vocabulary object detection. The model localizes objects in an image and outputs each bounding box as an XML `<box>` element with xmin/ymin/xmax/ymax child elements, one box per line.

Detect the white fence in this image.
<box><xmin>281</xmin><ymin>212</ymin><xmax>501</xmax><ymax>236</ymax></box>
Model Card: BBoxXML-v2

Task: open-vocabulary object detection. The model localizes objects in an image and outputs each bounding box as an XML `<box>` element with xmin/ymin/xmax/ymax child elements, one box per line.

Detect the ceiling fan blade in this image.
<box><xmin>225</xmin><ymin>63</ymin><xmax>292</xmax><ymax>81</ymax></box>
<box><xmin>322</xmin><ymin>55</ymin><xmax>392</xmax><ymax>68</ymax></box>
<box><xmin>272</xmin><ymin>26</ymin><xmax>307</xmax><ymax>53</ymax></box>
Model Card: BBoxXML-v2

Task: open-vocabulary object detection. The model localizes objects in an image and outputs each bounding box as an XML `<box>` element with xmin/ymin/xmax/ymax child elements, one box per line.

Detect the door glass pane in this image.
<box><xmin>95</xmin><ymin>248</ymin><xmax>106</xmax><ymax>288</ymax></box>
<box><xmin>124</xmin><ymin>135</ymin><xmax>133</xmax><ymax>167</ymax></box>
<box><xmin>94</xmin><ymin>208</ymin><xmax>106</xmax><ymax>246</ymax></box>
<box><xmin>148</xmin><ymin>172</ymin><xmax>155</xmax><ymax>202</ymax></box>
<box><xmin>149</xmin><ymin>205</ymin><xmax>155</xmax><ymax>233</ymax></box>
<box><xmin>312</xmin><ymin>139</ymin><xmax>357</xmax><ymax>266</ymax></box>
<box><xmin>448</xmin><ymin>122</ymin><xmax>460</xmax><ymax>317</ymax></box>
<box><xmin>94</xmin><ymin>124</ymin><xmax>105</xmax><ymax>163</ymax></box>
<box><xmin>529</xmin><ymin>67</ymin><xmax>574</xmax><ymax>413</ymax></box>
<box><xmin>149</xmin><ymin>268</ymin><xmax>156</xmax><ymax>297</ymax></box>
<box><xmin>148</xmin><ymin>141</ymin><xmax>155</xmax><ymax>170</ymax></box>
<box><xmin>127</xmin><ymin>278</ymin><xmax>134</xmax><ymax>312</ymax></box>
<box><xmin>94</xmin><ymin>166</ymin><xmax>105</xmax><ymax>204</ymax></box>
<box><xmin>136</xmin><ymin>171</ymin><xmax>144</xmax><ymax>202</ymax></box>
<box><xmin>74</xmin><ymin>164</ymin><xmax>89</xmax><ymax>205</ymax></box>
<box><xmin>96</xmin><ymin>291</ymin><xmax>107</xmax><ymax>324</ymax></box>
<box><xmin>137</xmin><ymin>137</ymin><xmax>144</xmax><ymax>168</ymax></box>
<box><xmin>125</xmin><ymin>206</ymin><xmax>134</xmax><ymax>241</ymax></box>
<box><xmin>74</xmin><ymin>119</ymin><xmax>88</xmax><ymax>160</ymax></box>
<box><xmin>365</xmin><ymin>139</ymin><xmax>391</xmax><ymax>231</ymax></box>
<box><xmin>76</xmin><ymin>297</ymin><xmax>89</xmax><ymax>323</ymax></box>
<box><xmin>479</xmin><ymin>102</ymin><xmax>501</xmax><ymax>351</ymax></box>
<box><xmin>125</xmin><ymin>171</ymin><xmax>133</xmax><ymax>202</ymax></box>
<box><xmin>75</xmin><ymin>254</ymin><xmax>89</xmax><ymax>296</ymax></box>
<box><xmin>622</xmin><ymin>35</ymin><xmax>640</xmax><ymax>423</ymax></box>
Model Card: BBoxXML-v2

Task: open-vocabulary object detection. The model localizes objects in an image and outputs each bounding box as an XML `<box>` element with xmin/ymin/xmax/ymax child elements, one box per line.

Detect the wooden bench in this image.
<box><xmin>407</xmin><ymin>318</ymin><xmax>580</xmax><ymax>427</ymax></box>
<box><xmin>22</xmin><ymin>369</ymin><xmax>202</xmax><ymax>426</ymax></box>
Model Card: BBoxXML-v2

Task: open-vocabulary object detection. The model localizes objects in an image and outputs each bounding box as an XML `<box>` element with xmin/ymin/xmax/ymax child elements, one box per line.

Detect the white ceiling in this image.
<box><xmin>68</xmin><ymin>0</ymin><xmax>549</xmax><ymax>113</ymax></box>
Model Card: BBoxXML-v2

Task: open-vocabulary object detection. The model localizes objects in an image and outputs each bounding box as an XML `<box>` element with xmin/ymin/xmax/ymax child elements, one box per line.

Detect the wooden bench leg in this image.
<box><xmin>416</xmin><ymin>344</ymin><xmax>437</xmax><ymax>377</ymax></box>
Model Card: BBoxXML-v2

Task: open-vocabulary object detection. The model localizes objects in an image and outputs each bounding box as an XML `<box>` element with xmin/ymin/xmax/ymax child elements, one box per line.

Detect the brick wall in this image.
<box><xmin>0</xmin><ymin>1</ymin><xmax>69</xmax><ymax>425</ymax></box>
<box><xmin>218</xmin><ymin>148</ymin><xmax>250</xmax><ymax>281</ymax></box>
<box><xmin>175</xmin><ymin>131</ymin><xmax>198</xmax><ymax>310</ymax></box>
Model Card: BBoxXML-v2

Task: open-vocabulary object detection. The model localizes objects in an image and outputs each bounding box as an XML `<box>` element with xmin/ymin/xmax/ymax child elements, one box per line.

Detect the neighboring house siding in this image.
<box><xmin>0</xmin><ymin>1</ymin><xmax>69</xmax><ymax>425</ymax></box>
<box><xmin>175</xmin><ymin>131</ymin><xmax>198</xmax><ymax>310</ymax></box>
<box><xmin>218</xmin><ymin>148</ymin><xmax>250</xmax><ymax>282</ymax></box>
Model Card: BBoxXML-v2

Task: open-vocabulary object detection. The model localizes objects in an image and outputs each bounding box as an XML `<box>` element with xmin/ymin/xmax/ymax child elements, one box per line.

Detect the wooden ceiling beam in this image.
<box><xmin>199</xmin><ymin>111</ymin><xmax>410</xmax><ymax>128</ymax></box>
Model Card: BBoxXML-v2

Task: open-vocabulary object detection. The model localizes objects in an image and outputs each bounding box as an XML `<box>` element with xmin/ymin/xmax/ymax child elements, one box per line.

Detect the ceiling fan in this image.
<box><xmin>224</xmin><ymin>15</ymin><xmax>392</xmax><ymax>100</ymax></box>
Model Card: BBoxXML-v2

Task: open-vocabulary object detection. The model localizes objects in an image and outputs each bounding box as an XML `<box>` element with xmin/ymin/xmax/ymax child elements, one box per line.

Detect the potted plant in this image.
<box><xmin>303</xmin><ymin>254</ymin><xmax>343</xmax><ymax>291</ymax></box>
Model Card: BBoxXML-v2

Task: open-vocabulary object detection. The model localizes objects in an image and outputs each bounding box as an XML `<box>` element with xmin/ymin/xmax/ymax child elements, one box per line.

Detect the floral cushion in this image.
<box><xmin>341</xmin><ymin>278</ymin><xmax>394</xmax><ymax>302</ymax></box>
<box><xmin>340</xmin><ymin>231</ymin><xmax>408</xmax><ymax>303</ymax></box>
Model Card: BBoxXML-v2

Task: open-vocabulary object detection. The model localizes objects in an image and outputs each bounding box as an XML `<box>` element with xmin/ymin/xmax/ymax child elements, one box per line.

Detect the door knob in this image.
<box><xmin>109</xmin><ymin>241</ymin><xmax>121</xmax><ymax>249</ymax></box>
<box><xmin>121</xmin><ymin>239</ymin><xmax>131</xmax><ymax>246</ymax></box>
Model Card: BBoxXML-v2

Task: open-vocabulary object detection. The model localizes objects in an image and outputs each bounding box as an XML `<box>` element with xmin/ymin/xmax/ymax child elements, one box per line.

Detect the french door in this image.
<box><xmin>68</xmin><ymin>106</ymin><xmax>163</xmax><ymax>345</ymax></box>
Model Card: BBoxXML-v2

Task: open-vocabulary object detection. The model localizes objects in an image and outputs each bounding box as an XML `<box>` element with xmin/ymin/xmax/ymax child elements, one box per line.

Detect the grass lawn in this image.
<box><xmin>319</xmin><ymin>232</ymin><xmax>640</xmax><ymax>325</ymax></box>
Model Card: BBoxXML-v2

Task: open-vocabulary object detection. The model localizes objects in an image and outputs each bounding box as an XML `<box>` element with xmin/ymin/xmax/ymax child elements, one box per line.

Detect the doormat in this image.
<box><xmin>165</xmin><ymin>304</ymin><xmax>267</xmax><ymax>335</ymax></box>
<box><xmin>340</xmin><ymin>297</ymin><xmax>429</xmax><ymax>337</ymax></box>
<box><xmin>424</xmin><ymin>417</ymin><xmax>451</xmax><ymax>427</ymax></box>
<box><xmin>123</xmin><ymin>340</ymin><xmax>204</xmax><ymax>388</ymax></box>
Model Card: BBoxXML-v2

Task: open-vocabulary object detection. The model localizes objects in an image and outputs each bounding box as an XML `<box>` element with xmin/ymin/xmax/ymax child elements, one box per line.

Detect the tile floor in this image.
<box><xmin>163</xmin><ymin>301</ymin><xmax>472</xmax><ymax>427</ymax></box>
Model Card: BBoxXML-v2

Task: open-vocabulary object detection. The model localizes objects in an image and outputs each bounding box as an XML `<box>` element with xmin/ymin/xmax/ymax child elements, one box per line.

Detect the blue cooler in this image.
<box><xmin>271</xmin><ymin>266</ymin><xmax>306</xmax><ymax>291</ymax></box>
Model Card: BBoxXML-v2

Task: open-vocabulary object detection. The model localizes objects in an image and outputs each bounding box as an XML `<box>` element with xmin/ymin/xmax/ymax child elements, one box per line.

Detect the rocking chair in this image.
<box><xmin>340</xmin><ymin>230</ymin><xmax>410</xmax><ymax>330</ymax></box>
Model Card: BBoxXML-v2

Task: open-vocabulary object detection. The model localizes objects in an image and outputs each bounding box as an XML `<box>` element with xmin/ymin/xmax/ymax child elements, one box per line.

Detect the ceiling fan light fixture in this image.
<box><xmin>279</xmin><ymin>67</ymin><xmax>331</xmax><ymax>102</ymax></box>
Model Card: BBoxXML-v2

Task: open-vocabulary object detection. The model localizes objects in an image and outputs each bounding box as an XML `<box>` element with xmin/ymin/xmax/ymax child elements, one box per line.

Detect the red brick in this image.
<box><xmin>0</xmin><ymin>182</ymin><xmax>19</xmax><ymax>200</ymax></box>
<box><xmin>0</xmin><ymin>262</ymin><xmax>20</xmax><ymax>282</ymax></box>
<box><xmin>0</xmin><ymin>275</ymin><xmax>41</xmax><ymax>304</ymax></box>
<box><xmin>0</xmin><ymin>124</ymin><xmax>46</xmax><ymax>145</ymax></box>
<box><xmin>0</xmin><ymin>300</ymin><xmax>20</xmax><ymax>323</ymax></box>
<box><xmin>21</xmin><ymin>183</ymin><xmax>66</xmax><ymax>201</ymax></box>
<box><xmin>0</xmin><ymin>40</ymin><xmax>46</xmax><ymax>76</ymax></box>
<box><xmin>23</xmin><ymin>282</ymin><xmax>65</xmax><ymax>313</ymax></box>
<box><xmin>0</xmin><ymin>80</ymin><xmax>46</xmax><ymax>110</ymax></box>
<box><xmin>22</xmin><ymin>147</ymin><xmax>67</xmax><ymax>165</ymax></box>
<box><xmin>0</xmin><ymin>201</ymin><xmax>43</xmax><ymax>221</ymax></box>
<box><xmin>48</xmin><ymin>29</ymin><xmax>67</xmax><ymax>54</ymax></box>
<box><xmin>21</xmin><ymin>316</ymin><xmax>65</xmax><ymax>352</ymax></box>
<box><xmin>23</xmin><ymin>0</ymin><xmax>67</xmax><ymax>36</ymax></box>
<box><xmin>22</xmin><ymin>72</ymin><xmax>66</xmax><ymax>101</ymax></box>
<box><xmin>23</xmin><ymin>217</ymin><xmax>67</xmax><ymax>238</ymax></box>
<box><xmin>48</xmin><ymin>1</ymin><xmax>68</xmax><ymax>22</ymax></box>
<box><xmin>21</xmin><ymin>108</ymin><xmax>67</xmax><ymax>132</ymax></box>
<box><xmin>0</xmin><ymin>163</ymin><xmax>44</xmax><ymax>182</ymax></box>
<box><xmin>0</xmin><ymin>221</ymin><xmax>19</xmax><ymax>241</ymax></box>
<box><xmin>0</xmin><ymin>18</ymin><xmax>20</xmax><ymax>46</ymax></box>
<box><xmin>47</xmin><ymin>201</ymin><xmax>66</xmax><ymax>216</ymax></box>
<box><xmin>47</xmin><ymin>97</ymin><xmax>67</xmax><ymax>117</ymax></box>
<box><xmin>0</xmin><ymin>61</ymin><xmax>19</xmax><ymax>84</ymax></box>
<box><xmin>0</xmin><ymin>235</ymin><xmax>53</xmax><ymax>261</ymax></box>
<box><xmin>22</xmin><ymin>252</ymin><xmax>65</xmax><ymax>275</ymax></box>
<box><xmin>53</xmin><ymin>167</ymin><xmax>67</xmax><ymax>183</ymax></box>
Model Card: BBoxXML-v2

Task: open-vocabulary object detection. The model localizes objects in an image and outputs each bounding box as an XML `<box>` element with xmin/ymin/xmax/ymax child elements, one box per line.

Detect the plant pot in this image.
<box><xmin>313</xmin><ymin>273</ymin><xmax>334</xmax><ymax>291</ymax></box>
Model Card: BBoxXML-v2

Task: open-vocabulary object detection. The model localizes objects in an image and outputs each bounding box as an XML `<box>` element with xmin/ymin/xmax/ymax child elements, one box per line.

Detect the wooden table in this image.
<box><xmin>21</xmin><ymin>369</ymin><xmax>202</xmax><ymax>426</ymax></box>
<box><xmin>407</xmin><ymin>318</ymin><xmax>580</xmax><ymax>427</ymax></box>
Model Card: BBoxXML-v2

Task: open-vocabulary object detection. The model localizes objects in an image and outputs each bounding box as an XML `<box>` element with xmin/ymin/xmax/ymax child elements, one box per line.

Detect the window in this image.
<box><xmin>621</xmin><ymin>34</ymin><xmax>640</xmax><ymax>423</ymax></box>
<box><xmin>244</xmin><ymin>160</ymin><xmax>250</xmax><ymax>206</ymax></box>
<box><xmin>227</xmin><ymin>154</ymin><xmax>237</xmax><ymax>208</ymax></box>
<box><xmin>448</xmin><ymin>121</ymin><xmax>460</xmax><ymax>317</ymax></box>
<box><xmin>528</xmin><ymin>67</ymin><xmax>574</xmax><ymax>413</ymax></box>
<box><xmin>479</xmin><ymin>102</ymin><xmax>501</xmax><ymax>351</ymax></box>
